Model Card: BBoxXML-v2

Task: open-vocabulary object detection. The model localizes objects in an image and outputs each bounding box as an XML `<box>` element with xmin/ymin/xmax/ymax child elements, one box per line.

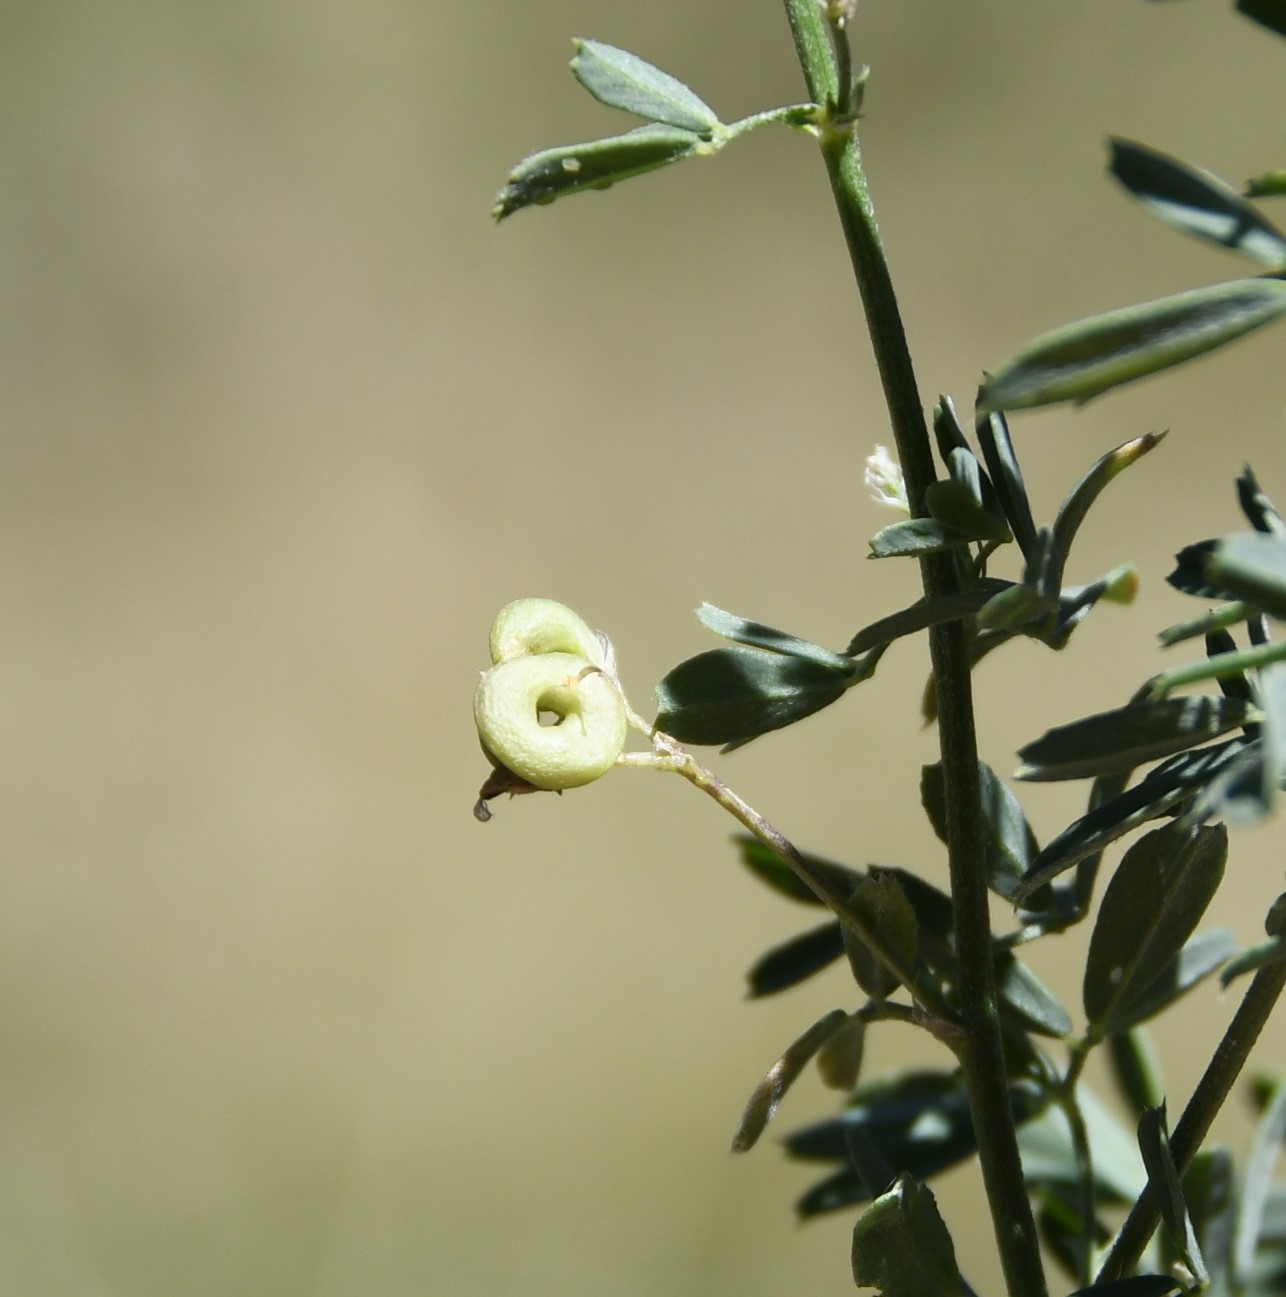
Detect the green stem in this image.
<box><xmin>779</xmin><ymin>7</ymin><xmax>1048</xmax><ymax>1297</ymax></box>
<box><xmin>1150</xmin><ymin>638</ymin><xmax>1286</xmax><ymax>696</ymax></box>
<box><xmin>618</xmin><ymin>747</ymin><xmax>954</xmax><ymax>1021</ymax></box>
<box><xmin>1097</xmin><ymin>955</ymin><xmax>1286</xmax><ymax>1283</ymax></box>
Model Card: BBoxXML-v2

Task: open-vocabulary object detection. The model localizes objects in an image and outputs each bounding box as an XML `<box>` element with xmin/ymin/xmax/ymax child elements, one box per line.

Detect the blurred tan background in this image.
<box><xmin>1</xmin><ymin>1</ymin><xmax>1283</xmax><ymax>1294</ymax></box>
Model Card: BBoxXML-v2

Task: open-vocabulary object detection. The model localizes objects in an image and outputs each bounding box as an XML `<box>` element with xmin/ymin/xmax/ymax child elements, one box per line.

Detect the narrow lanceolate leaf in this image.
<box><xmin>976</xmin><ymin>408</ymin><xmax>1039</xmax><ymax>558</ymax></box>
<box><xmin>1082</xmin><ymin>822</ymin><xmax>1228</xmax><ymax>1035</ymax></box>
<box><xmin>571</xmin><ymin>40</ymin><xmax>722</xmax><ymax>134</ymax></box>
<box><xmin>868</xmin><ymin>516</ymin><xmax>989</xmax><ymax>557</ymax></box>
<box><xmin>745</xmin><ymin>921</ymin><xmax>844</xmax><ymax>997</ymax></box>
<box><xmin>1238</xmin><ymin>0</ymin><xmax>1286</xmax><ymax>39</ymax></box>
<box><xmin>977</xmin><ymin>278</ymin><xmax>1286</xmax><ymax>412</ymax></box>
<box><xmin>1016</xmin><ymin>696</ymin><xmax>1254</xmax><ymax>782</ymax></box>
<box><xmin>1108</xmin><ymin>1029</ymin><xmax>1165</xmax><ymax>1116</ymax></box>
<box><xmin>1016</xmin><ymin>740</ymin><xmax>1241</xmax><ymax>895</ymax></box>
<box><xmin>654</xmin><ymin>646</ymin><xmax>852</xmax><ymax>748</ymax></box>
<box><xmin>1137</xmin><ymin>1104</ymin><xmax>1209</xmax><ymax>1285</ymax></box>
<box><xmin>1206</xmin><ymin>532</ymin><xmax>1286</xmax><ymax>617</ymax></box>
<box><xmin>696</xmin><ymin>603</ymin><xmax>851</xmax><ymax>669</ymax></box>
<box><xmin>1050</xmin><ymin>432</ymin><xmax>1166</xmax><ymax>586</ymax></box>
<box><xmin>1237</xmin><ymin>465</ymin><xmax>1286</xmax><ymax>537</ymax></box>
<box><xmin>845</xmin><ymin>588</ymin><xmax>1003</xmax><ymax>655</ymax></box>
<box><xmin>493</xmin><ymin>124</ymin><xmax>706</xmax><ymax>220</ymax></box>
<box><xmin>733</xmin><ymin>834</ymin><xmax>861</xmax><ymax>907</ymax></box>
<box><xmin>922</xmin><ymin>761</ymin><xmax>1039</xmax><ymax>901</ymax></box>
<box><xmin>1173</xmin><ymin>1149</ymin><xmax>1236</xmax><ymax>1290</ymax></box>
<box><xmin>1109</xmin><ymin>138</ymin><xmax>1286</xmax><ymax>269</ymax></box>
<box><xmin>731</xmin><ymin>1009</ymin><xmax>852</xmax><ymax>1153</ymax></box>
<box><xmin>851</xmin><ymin>1175</ymin><xmax>963</xmax><ymax>1297</ymax></box>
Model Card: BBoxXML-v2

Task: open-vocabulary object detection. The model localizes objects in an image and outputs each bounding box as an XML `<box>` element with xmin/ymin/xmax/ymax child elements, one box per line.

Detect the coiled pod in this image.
<box><xmin>474</xmin><ymin>599</ymin><xmax>628</xmax><ymax>796</ymax></box>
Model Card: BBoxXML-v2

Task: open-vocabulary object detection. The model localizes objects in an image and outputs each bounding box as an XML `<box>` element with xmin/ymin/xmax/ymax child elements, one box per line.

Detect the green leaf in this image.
<box><xmin>977</xmin><ymin>278</ymin><xmax>1286</xmax><ymax>412</ymax></box>
<box><xmin>840</xmin><ymin>872</ymin><xmax>918</xmax><ymax>1000</ymax></box>
<box><xmin>1206</xmin><ymin>532</ymin><xmax>1286</xmax><ymax>617</ymax></box>
<box><xmin>695</xmin><ymin>603</ymin><xmax>852</xmax><ymax>669</ymax></box>
<box><xmin>922</xmin><ymin>761</ymin><xmax>1041</xmax><ymax>902</ymax></box>
<box><xmin>1016</xmin><ymin>739</ymin><xmax>1241</xmax><ymax>894</ymax></box>
<box><xmin>868</xmin><ymin>516</ymin><xmax>988</xmax><ymax>557</ymax></box>
<box><xmin>1169</xmin><ymin>1149</ymin><xmax>1235</xmax><ymax>1290</ymax></box>
<box><xmin>733</xmin><ymin>834</ymin><xmax>861</xmax><ymax>906</ymax></box>
<box><xmin>493</xmin><ymin>123</ymin><xmax>706</xmax><ymax>220</ymax></box>
<box><xmin>975</xmin><ymin>408</ymin><xmax>1039</xmax><ymax>558</ymax></box>
<box><xmin>931</xmin><ymin>394</ymin><xmax>972</xmax><ymax>461</ymax></box>
<box><xmin>1016</xmin><ymin>696</ymin><xmax>1254</xmax><ymax>782</ymax></box>
<box><xmin>995</xmin><ymin>952</ymin><xmax>1073</xmax><ymax>1038</ymax></box>
<box><xmin>1082</xmin><ymin>822</ymin><xmax>1228</xmax><ymax>1034</ymax></box>
<box><xmin>851</xmin><ymin>1175</ymin><xmax>963</xmax><ymax>1297</ymax></box>
<box><xmin>1137</xmin><ymin>1104</ymin><xmax>1209</xmax><ymax>1285</ymax></box>
<box><xmin>654</xmin><ymin>646</ymin><xmax>852</xmax><ymax>748</ymax></box>
<box><xmin>1232</xmin><ymin>1076</ymin><xmax>1286</xmax><ymax>1289</ymax></box>
<box><xmin>570</xmin><ymin>39</ymin><xmax>722</xmax><ymax>134</ymax></box>
<box><xmin>816</xmin><ymin>1014</ymin><xmax>865</xmax><ymax>1091</ymax></box>
<box><xmin>731</xmin><ymin>1009</ymin><xmax>851</xmax><ymax>1153</ymax></box>
<box><xmin>924</xmin><ymin>476</ymin><xmax>1010</xmax><ymax>541</ymax></box>
<box><xmin>1237</xmin><ymin>465</ymin><xmax>1286</xmax><ymax>537</ymax></box>
<box><xmin>845</xmin><ymin>588</ymin><xmax>1004</xmax><ymax>655</ymax></box>
<box><xmin>1019</xmin><ymin>1084</ymin><xmax>1146</xmax><ymax>1203</ymax></box>
<box><xmin>1247</xmin><ymin>170</ymin><xmax>1286</xmax><ymax>199</ymax></box>
<box><xmin>1238</xmin><ymin>0</ymin><xmax>1286</xmax><ymax>38</ymax></box>
<box><xmin>789</xmin><ymin>1070</ymin><xmax>1047</xmax><ymax>1216</ymax></box>
<box><xmin>1049</xmin><ymin>432</ymin><xmax>1166</xmax><ymax>587</ymax></box>
<box><xmin>1110</xmin><ymin>138</ymin><xmax>1286</xmax><ymax>269</ymax></box>
<box><xmin>1107</xmin><ymin>1028</ymin><xmax>1165</xmax><ymax>1116</ymax></box>
<box><xmin>1108</xmin><ymin>927</ymin><xmax>1237</xmax><ymax>1033</ymax></box>
<box><xmin>745</xmin><ymin>921</ymin><xmax>844</xmax><ymax>997</ymax></box>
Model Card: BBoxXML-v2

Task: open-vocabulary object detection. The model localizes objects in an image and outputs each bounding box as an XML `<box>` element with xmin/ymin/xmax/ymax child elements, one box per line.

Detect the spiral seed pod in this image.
<box><xmin>474</xmin><ymin>600</ymin><xmax>628</xmax><ymax>808</ymax></box>
<box><xmin>488</xmin><ymin>597</ymin><xmax>608</xmax><ymax>668</ymax></box>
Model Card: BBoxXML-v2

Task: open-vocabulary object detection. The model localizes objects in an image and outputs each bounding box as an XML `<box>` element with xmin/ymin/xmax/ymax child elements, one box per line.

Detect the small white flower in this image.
<box><xmin>865</xmin><ymin>445</ymin><xmax>908</xmax><ymax>513</ymax></box>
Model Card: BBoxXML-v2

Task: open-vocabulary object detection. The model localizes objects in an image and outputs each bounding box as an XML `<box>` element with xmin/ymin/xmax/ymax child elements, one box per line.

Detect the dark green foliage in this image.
<box><xmin>1239</xmin><ymin>0</ymin><xmax>1286</xmax><ymax>38</ymax></box>
<box><xmin>494</xmin><ymin>10</ymin><xmax>1286</xmax><ymax>1295</ymax></box>
<box><xmin>1081</xmin><ymin>823</ymin><xmax>1228</xmax><ymax>1035</ymax></box>
<box><xmin>654</xmin><ymin>644</ymin><xmax>854</xmax><ymax>748</ymax></box>
<box><xmin>1136</xmin><ymin>1105</ymin><xmax>1208</xmax><ymax>1284</ymax></box>
<box><xmin>1016</xmin><ymin>697</ymin><xmax>1255</xmax><ymax>782</ymax></box>
<box><xmin>494</xmin><ymin>124</ymin><xmax>707</xmax><ymax>220</ymax></box>
<box><xmin>850</xmin><ymin>1175</ymin><xmax>964</xmax><ymax>1297</ymax></box>
<box><xmin>1108</xmin><ymin>137</ymin><xmax>1286</xmax><ymax>268</ymax></box>
<box><xmin>745</xmin><ymin>920</ymin><xmax>845</xmax><ymax>997</ymax></box>
<box><xmin>787</xmin><ymin>1070</ymin><xmax>1047</xmax><ymax>1217</ymax></box>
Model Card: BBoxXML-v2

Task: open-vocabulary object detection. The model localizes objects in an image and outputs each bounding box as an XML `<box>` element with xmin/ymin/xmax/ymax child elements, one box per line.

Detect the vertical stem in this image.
<box><xmin>780</xmin><ymin>6</ymin><xmax>1048</xmax><ymax>1297</ymax></box>
<box><xmin>1097</xmin><ymin>956</ymin><xmax>1286</xmax><ymax>1283</ymax></box>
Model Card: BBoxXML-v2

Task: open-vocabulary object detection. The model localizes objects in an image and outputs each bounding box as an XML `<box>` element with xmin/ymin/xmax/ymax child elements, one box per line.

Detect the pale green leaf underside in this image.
<box><xmin>571</xmin><ymin>39</ymin><xmax>722</xmax><ymax>134</ymax></box>
<box><xmin>978</xmin><ymin>278</ymin><xmax>1286</xmax><ymax>412</ymax></box>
